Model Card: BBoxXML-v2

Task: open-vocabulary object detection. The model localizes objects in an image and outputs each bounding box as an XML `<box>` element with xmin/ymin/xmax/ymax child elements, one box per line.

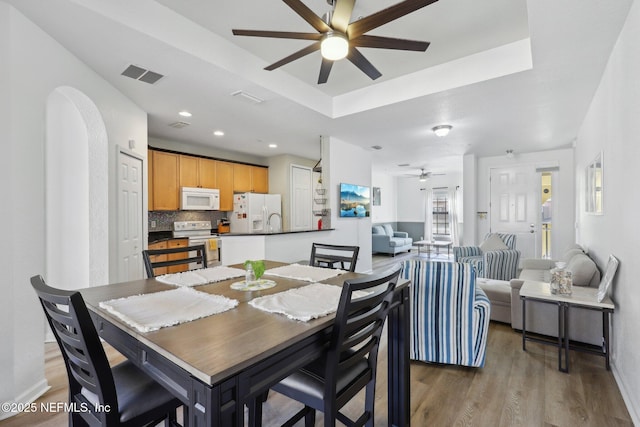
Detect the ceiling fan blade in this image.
<box><xmin>347</xmin><ymin>0</ymin><xmax>438</xmax><ymax>39</ymax></box>
<box><xmin>282</xmin><ymin>0</ymin><xmax>331</xmax><ymax>33</ymax></box>
<box><xmin>347</xmin><ymin>47</ymin><xmax>382</xmax><ymax>80</ymax></box>
<box><xmin>318</xmin><ymin>58</ymin><xmax>334</xmax><ymax>84</ymax></box>
<box><xmin>351</xmin><ymin>34</ymin><xmax>430</xmax><ymax>51</ymax></box>
<box><xmin>331</xmin><ymin>0</ymin><xmax>355</xmax><ymax>33</ymax></box>
<box><xmin>232</xmin><ymin>29</ymin><xmax>322</xmax><ymax>41</ymax></box>
<box><xmin>264</xmin><ymin>41</ymin><xmax>321</xmax><ymax>71</ymax></box>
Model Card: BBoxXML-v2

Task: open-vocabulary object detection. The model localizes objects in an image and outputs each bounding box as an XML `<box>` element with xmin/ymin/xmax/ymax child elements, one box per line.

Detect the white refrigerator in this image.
<box><xmin>230</xmin><ymin>193</ymin><xmax>282</xmax><ymax>233</ymax></box>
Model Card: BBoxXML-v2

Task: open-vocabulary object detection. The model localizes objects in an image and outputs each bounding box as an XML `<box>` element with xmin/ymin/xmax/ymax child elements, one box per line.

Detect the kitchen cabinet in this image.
<box><xmin>251</xmin><ymin>166</ymin><xmax>269</xmax><ymax>193</ymax></box>
<box><xmin>151</xmin><ymin>151</ymin><xmax>180</xmax><ymax>210</ymax></box>
<box><xmin>147</xmin><ymin>240</ymin><xmax>168</xmax><ymax>276</ymax></box>
<box><xmin>233</xmin><ymin>163</ymin><xmax>269</xmax><ymax>193</ymax></box>
<box><xmin>180</xmin><ymin>155</ymin><xmax>217</xmax><ymax>189</ymax></box>
<box><xmin>167</xmin><ymin>239</ymin><xmax>189</xmax><ymax>273</ymax></box>
<box><xmin>215</xmin><ymin>161</ymin><xmax>234</xmax><ymax>211</ymax></box>
<box><xmin>148</xmin><ymin>150</ymin><xmax>154</xmax><ymax>211</ymax></box>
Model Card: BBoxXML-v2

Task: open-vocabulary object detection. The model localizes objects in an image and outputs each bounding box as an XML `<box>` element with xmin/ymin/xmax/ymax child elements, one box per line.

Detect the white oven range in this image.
<box><xmin>172</xmin><ymin>221</ymin><xmax>221</xmax><ymax>267</ymax></box>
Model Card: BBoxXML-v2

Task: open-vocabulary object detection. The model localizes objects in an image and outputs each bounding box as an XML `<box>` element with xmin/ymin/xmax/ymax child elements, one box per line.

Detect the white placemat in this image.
<box><xmin>264</xmin><ymin>263</ymin><xmax>347</xmax><ymax>282</ymax></box>
<box><xmin>99</xmin><ymin>287</ymin><xmax>238</xmax><ymax>332</ymax></box>
<box><xmin>249</xmin><ymin>283</ymin><xmax>363</xmax><ymax>322</ymax></box>
<box><xmin>155</xmin><ymin>266</ymin><xmax>246</xmax><ymax>287</ymax></box>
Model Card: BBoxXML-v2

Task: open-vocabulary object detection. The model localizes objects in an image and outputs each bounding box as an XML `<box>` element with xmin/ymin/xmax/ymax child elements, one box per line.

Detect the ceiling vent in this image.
<box><xmin>168</xmin><ymin>121</ymin><xmax>190</xmax><ymax>129</ymax></box>
<box><xmin>231</xmin><ymin>90</ymin><xmax>264</xmax><ymax>104</ymax></box>
<box><xmin>397</xmin><ymin>163</ymin><xmax>410</xmax><ymax>167</ymax></box>
<box><xmin>121</xmin><ymin>64</ymin><xmax>164</xmax><ymax>84</ymax></box>
<box><xmin>371</xmin><ymin>145</ymin><xmax>383</xmax><ymax>150</ymax></box>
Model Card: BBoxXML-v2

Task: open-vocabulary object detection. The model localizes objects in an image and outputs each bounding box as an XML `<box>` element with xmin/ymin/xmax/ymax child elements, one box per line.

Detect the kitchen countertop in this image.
<box><xmin>220</xmin><ymin>228</ymin><xmax>334</xmax><ymax>237</ymax></box>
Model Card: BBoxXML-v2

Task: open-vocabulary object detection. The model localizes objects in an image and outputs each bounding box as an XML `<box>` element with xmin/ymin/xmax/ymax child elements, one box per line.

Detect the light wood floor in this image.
<box><xmin>2</xmin><ymin>252</ymin><xmax>631</xmax><ymax>426</ymax></box>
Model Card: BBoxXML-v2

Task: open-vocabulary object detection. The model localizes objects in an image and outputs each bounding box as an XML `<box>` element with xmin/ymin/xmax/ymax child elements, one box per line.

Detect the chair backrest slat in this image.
<box><xmin>30</xmin><ymin>275</ymin><xmax>119</xmax><ymax>423</ymax></box>
<box><xmin>142</xmin><ymin>244</ymin><xmax>207</xmax><ymax>278</ymax></box>
<box><xmin>324</xmin><ymin>265</ymin><xmax>401</xmax><ymax>397</ymax></box>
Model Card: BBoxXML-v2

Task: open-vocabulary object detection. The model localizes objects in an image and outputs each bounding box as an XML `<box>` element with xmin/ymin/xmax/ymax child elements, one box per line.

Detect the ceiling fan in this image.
<box><xmin>232</xmin><ymin>0</ymin><xmax>438</xmax><ymax>84</ymax></box>
<box><xmin>406</xmin><ymin>168</ymin><xmax>445</xmax><ymax>181</ymax></box>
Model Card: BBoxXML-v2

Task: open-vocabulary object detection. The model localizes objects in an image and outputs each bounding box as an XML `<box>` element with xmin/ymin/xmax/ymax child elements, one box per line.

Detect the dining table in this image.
<box><xmin>80</xmin><ymin>261</ymin><xmax>411</xmax><ymax>427</ymax></box>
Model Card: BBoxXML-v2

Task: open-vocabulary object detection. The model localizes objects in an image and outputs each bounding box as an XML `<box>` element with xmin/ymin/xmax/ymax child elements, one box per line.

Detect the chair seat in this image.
<box><xmin>82</xmin><ymin>361</ymin><xmax>181</xmax><ymax>426</ymax></box>
<box><xmin>272</xmin><ymin>357</ymin><xmax>369</xmax><ymax>409</ymax></box>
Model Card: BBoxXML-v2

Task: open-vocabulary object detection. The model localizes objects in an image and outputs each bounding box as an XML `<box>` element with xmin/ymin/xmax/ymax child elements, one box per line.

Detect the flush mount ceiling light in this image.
<box><xmin>320</xmin><ymin>32</ymin><xmax>349</xmax><ymax>61</ymax></box>
<box><xmin>432</xmin><ymin>125</ymin><xmax>452</xmax><ymax>137</ymax></box>
<box><xmin>268</xmin><ymin>143</ymin><xmax>278</xmax><ymax>148</ymax></box>
<box><xmin>178</xmin><ymin>111</ymin><xmax>192</xmax><ymax>117</ymax></box>
<box><xmin>213</xmin><ymin>130</ymin><xmax>224</xmax><ymax>137</ymax></box>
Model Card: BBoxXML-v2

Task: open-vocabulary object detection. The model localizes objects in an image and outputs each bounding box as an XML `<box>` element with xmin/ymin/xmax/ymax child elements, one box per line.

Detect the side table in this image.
<box><xmin>520</xmin><ymin>280</ymin><xmax>614</xmax><ymax>373</ymax></box>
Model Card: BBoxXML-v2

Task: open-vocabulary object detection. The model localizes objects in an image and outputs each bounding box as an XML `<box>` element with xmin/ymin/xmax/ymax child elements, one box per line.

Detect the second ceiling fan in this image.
<box><xmin>232</xmin><ymin>0</ymin><xmax>438</xmax><ymax>84</ymax></box>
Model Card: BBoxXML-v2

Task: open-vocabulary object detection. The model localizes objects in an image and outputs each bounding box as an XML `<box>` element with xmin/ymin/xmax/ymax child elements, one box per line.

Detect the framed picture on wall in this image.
<box><xmin>373</xmin><ymin>187</ymin><xmax>381</xmax><ymax>206</ymax></box>
<box><xmin>597</xmin><ymin>254</ymin><xmax>619</xmax><ymax>302</ymax></box>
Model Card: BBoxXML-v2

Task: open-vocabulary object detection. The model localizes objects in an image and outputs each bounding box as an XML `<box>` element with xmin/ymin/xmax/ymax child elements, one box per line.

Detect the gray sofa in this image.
<box><xmin>510</xmin><ymin>245</ymin><xmax>603</xmax><ymax>345</ymax></box>
<box><xmin>372</xmin><ymin>225</ymin><xmax>413</xmax><ymax>256</ymax></box>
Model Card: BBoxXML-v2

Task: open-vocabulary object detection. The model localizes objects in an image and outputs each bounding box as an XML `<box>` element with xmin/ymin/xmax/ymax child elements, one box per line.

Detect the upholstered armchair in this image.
<box><xmin>453</xmin><ymin>233</ymin><xmax>520</xmax><ymax>281</ymax></box>
<box><xmin>401</xmin><ymin>260</ymin><xmax>491</xmax><ymax>368</ymax></box>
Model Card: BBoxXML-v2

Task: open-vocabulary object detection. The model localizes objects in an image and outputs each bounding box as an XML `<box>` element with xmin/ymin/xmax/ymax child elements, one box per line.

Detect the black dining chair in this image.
<box><xmin>309</xmin><ymin>243</ymin><xmax>360</xmax><ymax>272</ymax></box>
<box><xmin>251</xmin><ymin>265</ymin><xmax>401</xmax><ymax>427</ymax></box>
<box><xmin>30</xmin><ymin>275</ymin><xmax>183</xmax><ymax>426</ymax></box>
<box><xmin>142</xmin><ymin>244</ymin><xmax>207</xmax><ymax>278</ymax></box>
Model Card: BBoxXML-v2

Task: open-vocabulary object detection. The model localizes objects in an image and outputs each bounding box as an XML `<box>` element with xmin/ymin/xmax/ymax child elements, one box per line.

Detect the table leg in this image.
<box><xmin>521</xmin><ymin>296</ymin><xmax>527</xmax><ymax>351</ymax></box>
<box><xmin>604</xmin><ymin>310</ymin><xmax>611</xmax><ymax>370</ymax></box>
<box><xmin>558</xmin><ymin>302</ymin><xmax>569</xmax><ymax>373</ymax></box>
<box><xmin>388</xmin><ymin>286</ymin><xmax>410</xmax><ymax>427</ymax></box>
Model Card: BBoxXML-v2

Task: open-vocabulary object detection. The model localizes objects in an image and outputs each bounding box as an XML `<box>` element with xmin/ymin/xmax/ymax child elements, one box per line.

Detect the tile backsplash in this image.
<box><xmin>149</xmin><ymin>210</ymin><xmax>229</xmax><ymax>231</ymax></box>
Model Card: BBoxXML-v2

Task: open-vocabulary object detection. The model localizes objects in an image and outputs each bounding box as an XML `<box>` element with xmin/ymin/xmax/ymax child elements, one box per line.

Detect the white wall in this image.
<box><xmin>1</xmin><ymin>3</ymin><xmax>147</xmax><ymax>417</ymax></box>
<box><xmin>470</xmin><ymin>148</ymin><xmax>575</xmax><ymax>254</ymax></box>
<box><xmin>326</xmin><ymin>137</ymin><xmax>373</xmax><ymax>273</ymax></box>
<box><xmin>574</xmin><ymin>2</ymin><xmax>640</xmax><ymax>422</ymax></box>
<box><xmin>371</xmin><ymin>172</ymin><xmax>397</xmax><ymax>223</ymax></box>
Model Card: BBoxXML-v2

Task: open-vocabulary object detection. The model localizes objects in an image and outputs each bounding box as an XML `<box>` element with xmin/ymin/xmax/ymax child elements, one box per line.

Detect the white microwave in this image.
<box><xmin>180</xmin><ymin>187</ymin><xmax>220</xmax><ymax>210</ymax></box>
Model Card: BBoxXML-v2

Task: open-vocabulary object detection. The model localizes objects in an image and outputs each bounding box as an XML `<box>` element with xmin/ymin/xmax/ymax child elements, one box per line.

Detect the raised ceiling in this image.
<box><xmin>5</xmin><ymin>0</ymin><xmax>633</xmax><ymax>175</ymax></box>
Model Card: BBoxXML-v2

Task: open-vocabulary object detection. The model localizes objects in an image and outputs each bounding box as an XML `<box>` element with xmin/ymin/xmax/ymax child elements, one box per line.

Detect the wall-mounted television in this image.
<box><xmin>339</xmin><ymin>183</ymin><xmax>371</xmax><ymax>218</ymax></box>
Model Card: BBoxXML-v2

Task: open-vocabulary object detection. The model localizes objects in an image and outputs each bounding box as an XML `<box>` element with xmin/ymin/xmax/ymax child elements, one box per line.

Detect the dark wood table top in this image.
<box><xmin>80</xmin><ymin>261</ymin><xmax>394</xmax><ymax>386</ymax></box>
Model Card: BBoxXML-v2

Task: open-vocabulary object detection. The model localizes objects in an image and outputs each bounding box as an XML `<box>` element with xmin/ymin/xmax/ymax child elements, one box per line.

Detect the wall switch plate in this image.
<box><xmin>151</xmin><ymin>220</ymin><xmax>157</xmax><ymax>228</ymax></box>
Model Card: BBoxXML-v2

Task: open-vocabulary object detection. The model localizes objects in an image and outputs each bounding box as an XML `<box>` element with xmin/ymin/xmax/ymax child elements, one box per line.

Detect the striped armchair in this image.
<box><xmin>453</xmin><ymin>233</ymin><xmax>520</xmax><ymax>281</ymax></box>
<box><xmin>401</xmin><ymin>260</ymin><xmax>491</xmax><ymax>368</ymax></box>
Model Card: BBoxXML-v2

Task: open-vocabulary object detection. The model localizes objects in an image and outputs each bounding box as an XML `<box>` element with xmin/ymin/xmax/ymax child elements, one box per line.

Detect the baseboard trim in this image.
<box><xmin>0</xmin><ymin>379</ymin><xmax>51</xmax><ymax>421</ymax></box>
<box><xmin>612</xmin><ymin>363</ymin><xmax>640</xmax><ymax>426</ymax></box>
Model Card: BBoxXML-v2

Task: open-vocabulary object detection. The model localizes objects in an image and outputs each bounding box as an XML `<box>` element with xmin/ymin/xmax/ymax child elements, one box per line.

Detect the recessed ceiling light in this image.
<box><xmin>213</xmin><ymin>130</ymin><xmax>224</xmax><ymax>137</ymax></box>
<box><xmin>178</xmin><ymin>111</ymin><xmax>192</xmax><ymax>117</ymax></box>
<box><xmin>268</xmin><ymin>143</ymin><xmax>278</xmax><ymax>148</ymax></box>
<box><xmin>432</xmin><ymin>125</ymin><xmax>452</xmax><ymax>137</ymax></box>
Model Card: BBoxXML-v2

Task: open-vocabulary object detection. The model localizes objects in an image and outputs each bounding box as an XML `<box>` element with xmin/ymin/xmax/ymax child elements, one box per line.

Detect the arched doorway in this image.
<box><xmin>45</xmin><ymin>87</ymin><xmax>108</xmax><ymax>291</ymax></box>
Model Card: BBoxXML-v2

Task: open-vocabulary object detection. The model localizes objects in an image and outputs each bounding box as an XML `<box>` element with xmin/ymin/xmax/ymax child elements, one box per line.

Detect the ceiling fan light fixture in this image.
<box><xmin>321</xmin><ymin>32</ymin><xmax>349</xmax><ymax>61</ymax></box>
<box><xmin>432</xmin><ymin>124</ymin><xmax>452</xmax><ymax>137</ymax></box>
<box><xmin>419</xmin><ymin>175</ymin><xmax>427</xmax><ymax>182</ymax></box>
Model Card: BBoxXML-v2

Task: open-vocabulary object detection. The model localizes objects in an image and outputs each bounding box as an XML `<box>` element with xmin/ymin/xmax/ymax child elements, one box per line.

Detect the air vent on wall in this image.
<box><xmin>169</xmin><ymin>121</ymin><xmax>190</xmax><ymax>129</ymax></box>
<box><xmin>121</xmin><ymin>64</ymin><xmax>164</xmax><ymax>84</ymax></box>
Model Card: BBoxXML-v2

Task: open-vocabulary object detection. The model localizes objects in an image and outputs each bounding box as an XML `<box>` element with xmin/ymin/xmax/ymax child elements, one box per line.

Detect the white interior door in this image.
<box><xmin>290</xmin><ymin>165</ymin><xmax>313</xmax><ymax>231</ymax></box>
<box><xmin>490</xmin><ymin>165</ymin><xmax>539</xmax><ymax>260</ymax></box>
<box><xmin>117</xmin><ymin>149</ymin><xmax>144</xmax><ymax>281</ymax></box>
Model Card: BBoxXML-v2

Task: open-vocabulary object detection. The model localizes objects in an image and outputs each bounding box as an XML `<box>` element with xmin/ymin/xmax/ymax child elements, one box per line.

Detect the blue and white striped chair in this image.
<box><xmin>401</xmin><ymin>260</ymin><xmax>491</xmax><ymax>368</ymax></box>
<box><xmin>453</xmin><ymin>233</ymin><xmax>520</xmax><ymax>281</ymax></box>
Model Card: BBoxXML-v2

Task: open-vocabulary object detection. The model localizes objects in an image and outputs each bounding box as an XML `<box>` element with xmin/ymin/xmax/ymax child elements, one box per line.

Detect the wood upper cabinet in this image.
<box><xmin>148</xmin><ymin>150</ymin><xmax>154</xmax><ymax>211</ymax></box>
<box><xmin>233</xmin><ymin>163</ymin><xmax>269</xmax><ymax>193</ymax></box>
<box><xmin>151</xmin><ymin>151</ymin><xmax>180</xmax><ymax>210</ymax></box>
<box><xmin>233</xmin><ymin>164</ymin><xmax>252</xmax><ymax>193</ymax></box>
<box><xmin>215</xmin><ymin>161</ymin><xmax>234</xmax><ymax>211</ymax></box>
<box><xmin>179</xmin><ymin>155</ymin><xmax>217</xmax><ymax>189</ymax></box>
<box><xmin>251</xmin><ymin>166</ymin><xmax>269</xmax><ymax>193</ymax></box>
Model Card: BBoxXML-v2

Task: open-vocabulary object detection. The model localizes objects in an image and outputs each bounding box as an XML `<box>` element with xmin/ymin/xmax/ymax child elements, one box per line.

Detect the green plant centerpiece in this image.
<box><xmin>244</xmin><ymin>260</ymin><xmax>265</xmax><ymax>280</ymax></box>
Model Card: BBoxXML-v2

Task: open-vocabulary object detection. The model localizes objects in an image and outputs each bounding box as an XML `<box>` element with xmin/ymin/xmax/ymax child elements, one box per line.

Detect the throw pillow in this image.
<box><xmin>480</xmin><ymin>234</ymin><xmax>509</xmax><ymax>252</ymax></box>
<box><xmin>382</xmin><ymin>224</ymin><xmax>394</xmax><ymax>236</ymax></box>
<box><xmin>567</xmin><ymin>253</ymin><xmax>597</xmax><ymax>286</ymax></box>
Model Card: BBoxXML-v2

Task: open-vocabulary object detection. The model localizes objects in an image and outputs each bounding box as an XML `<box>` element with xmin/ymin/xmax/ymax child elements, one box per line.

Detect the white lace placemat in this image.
<box><xmin>155</xmin><ymin>266</ymin><xmax>246</xmax><ymax>287</ymax></box>
<box><xmin>249</xmin><ymin>283</ymin><xmax>366</xmax><ymax>322</ymax></box>
<box><xmin>264</xmin><ymin>263</ymin><xmax>347</xmax><ymax>283</ymax></box>
<box><xmin>99</xmin><ymin>287</ymin><xmax>238</xmax><ymax>333</ymax></box>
